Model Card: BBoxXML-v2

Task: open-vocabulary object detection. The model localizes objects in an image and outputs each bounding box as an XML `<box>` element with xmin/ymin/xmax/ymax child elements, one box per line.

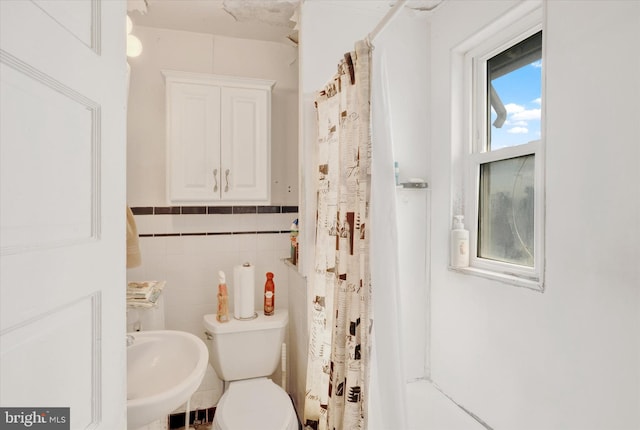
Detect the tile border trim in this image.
<box><xmin>131</xmin><ymin>205</ymin><xmax>298</xmax><ymax>216</ymax></box>
<box><xmin>139</xmin><ymin>230</ymin><xmax>290</xmax><ymax>238</ymax></box>
<box><xmin>131</xmin><ymin>206</ymin><xmax>298</xmax><ymax>238</ymax></box>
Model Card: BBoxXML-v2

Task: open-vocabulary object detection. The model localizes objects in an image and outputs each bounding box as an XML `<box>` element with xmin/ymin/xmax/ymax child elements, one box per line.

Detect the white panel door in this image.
<box><xmin>220</xmin><ymin>87</ymin><xmax>270</xmax><ymax>203</ymax></box>
<box><xmin>0</xmin><ymin>1</ymin><xmax>127</xmax><ymax>429</ymax></box>
<box><xmin>167</xmin><ymin>82</ymin><xmax>221</xmax><ymax>203</ymax></box>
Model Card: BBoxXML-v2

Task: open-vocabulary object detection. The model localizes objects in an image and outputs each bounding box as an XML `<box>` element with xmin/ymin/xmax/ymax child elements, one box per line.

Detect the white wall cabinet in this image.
<box><xmin>163</xmin><ymin>70</ymin><xmax>275</xmax><ymax>205</ymax></box>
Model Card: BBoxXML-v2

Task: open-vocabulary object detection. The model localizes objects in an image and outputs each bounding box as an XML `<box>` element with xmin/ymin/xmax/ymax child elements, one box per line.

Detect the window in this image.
<box><xmin>478</xmin><ymin>154</ymin><xmax>535</xmax><ymax>267</ymax></box>
<box><xmin>477</xmin><ymin>31</ymin><xmax>541</xmax><ymax>269</ymax></box>
<box><xmin>454</xmin><ymin>4</ymin><xmax>544</xmax><ymax>290</ymax></box>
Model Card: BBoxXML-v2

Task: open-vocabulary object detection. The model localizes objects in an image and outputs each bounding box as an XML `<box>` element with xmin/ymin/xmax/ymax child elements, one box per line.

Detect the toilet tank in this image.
<box><xmin>203</xmin><ymin>309</ymin><xmax>288</xmax><ymax>382</ymax></box>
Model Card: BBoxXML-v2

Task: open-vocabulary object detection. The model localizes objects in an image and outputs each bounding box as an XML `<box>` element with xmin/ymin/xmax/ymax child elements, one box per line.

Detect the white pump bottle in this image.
<box><xmin>450</xmin><ymin>215</ymin><xmax>469</xmax><ymax>268</ymax></box>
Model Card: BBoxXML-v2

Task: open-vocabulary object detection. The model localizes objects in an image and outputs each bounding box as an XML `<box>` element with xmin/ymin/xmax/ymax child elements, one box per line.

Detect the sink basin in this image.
<box><xmin>127</xmin><ymin>330</ymin><xmax>208</xmax><ymax>429</ymax></box>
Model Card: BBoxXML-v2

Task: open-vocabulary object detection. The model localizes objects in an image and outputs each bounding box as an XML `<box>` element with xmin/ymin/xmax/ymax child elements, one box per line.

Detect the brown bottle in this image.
<box><xmin>216</xmin><ymin>271</ymin><xmax>229</xmax><ymax>323</ymax></box>
<box><xmin>264</xmin><ymin>272</ymin><xmax>275</xmax><ymax>316</ymax></box>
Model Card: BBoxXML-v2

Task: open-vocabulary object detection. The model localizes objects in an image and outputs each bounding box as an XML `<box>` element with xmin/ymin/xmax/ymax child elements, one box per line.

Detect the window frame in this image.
<box><xmin>453</xmin><ymin>3</ymin><xmax>545</xmax><ymax>291</ymax></box>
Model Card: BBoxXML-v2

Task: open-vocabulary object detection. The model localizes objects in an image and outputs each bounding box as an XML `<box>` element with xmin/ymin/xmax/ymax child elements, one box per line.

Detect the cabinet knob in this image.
<box><xmin>225</xmin><ymin>169</ymin><xmax>230</xmax><ymax>192</ymax></box>
<box><xmin>213</xmin><ymin>169</ymin><xmax>218</xmax><ymax>192</ymax></box>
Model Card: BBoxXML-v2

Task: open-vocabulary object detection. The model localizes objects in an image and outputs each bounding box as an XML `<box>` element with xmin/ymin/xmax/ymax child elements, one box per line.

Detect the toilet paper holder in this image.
<box><xmin>235</xmin><ymin>312</ymin><xmax>258</xmax><ymax>321</ymax></box>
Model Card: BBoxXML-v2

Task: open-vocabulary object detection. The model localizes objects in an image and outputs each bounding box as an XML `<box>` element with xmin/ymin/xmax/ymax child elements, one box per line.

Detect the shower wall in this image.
<box><xmin>428</xmin><ymin>1</ymin><xmax>640</xmax><ymax>429</ymax></box>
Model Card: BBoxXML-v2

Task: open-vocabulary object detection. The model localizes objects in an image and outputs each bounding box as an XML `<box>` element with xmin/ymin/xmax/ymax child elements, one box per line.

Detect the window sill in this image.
<box><xmin>448</xmin><ymin>265</ymin><xmax>543</xmax><ymax>292</ymax></box>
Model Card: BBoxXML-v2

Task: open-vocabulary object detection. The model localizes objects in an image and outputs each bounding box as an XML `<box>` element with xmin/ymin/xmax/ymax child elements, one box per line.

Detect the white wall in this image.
<box><xmin>372</xmin><ymin>10</ymin><xmax>430</xmax><ymax>186</ymax></box>
<box><xmin>285</xmin><ymin>263</ymin><xmax>308</xmax><ymax>420</ymax></box>
<box><xmin>429</xmin><ymin>1</ymin><xmax>640</xmax><ymax>429</ymax></box>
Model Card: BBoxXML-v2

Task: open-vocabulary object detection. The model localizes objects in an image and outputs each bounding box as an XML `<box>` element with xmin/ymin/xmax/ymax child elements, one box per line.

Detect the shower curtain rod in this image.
<box><xmin>366</xmin><ymin>0</ymin><xmax>444</xmax><ymax>45</ymax></box>
<box><xmin>365</xmin><ymin>0</ymin><xmax>407</xmax><ymax>45</ymax></box>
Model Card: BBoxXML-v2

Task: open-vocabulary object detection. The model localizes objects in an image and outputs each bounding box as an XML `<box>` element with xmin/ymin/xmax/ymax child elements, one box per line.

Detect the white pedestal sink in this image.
<box><xmin>127</xmin><ymin>330</ymin><xmax>208</xmax><ymax>429</ymax></box>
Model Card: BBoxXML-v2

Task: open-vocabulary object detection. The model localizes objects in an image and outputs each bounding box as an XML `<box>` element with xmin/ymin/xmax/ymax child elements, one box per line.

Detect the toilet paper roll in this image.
<box><xmin>233</xmin><ymin>263</ymin><xmax>256</xmax><ymax>319</ymax></box>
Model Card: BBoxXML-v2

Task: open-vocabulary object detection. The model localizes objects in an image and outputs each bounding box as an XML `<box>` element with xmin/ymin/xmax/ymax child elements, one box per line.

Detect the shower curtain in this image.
<box><xmin>303</xmin><ymin>40</ymin><xmax>372</xmax><ymax>430</ymax></box>
<box><xmin>367</xmin><ymin>42</ymin><xmax>408</xmax><ymax>430</ymax></box>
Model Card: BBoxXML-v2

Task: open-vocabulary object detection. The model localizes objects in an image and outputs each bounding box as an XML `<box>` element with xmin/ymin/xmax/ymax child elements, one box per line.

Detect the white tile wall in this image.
<box><xmin>133</xmin><ymin>212</ymin><xmax>294</xmax><ymax>237</ymax></box>
<box><xmin>127</xmin><ymin>211</ymin><xmax>298</xmax><ymax>411</ymax></box>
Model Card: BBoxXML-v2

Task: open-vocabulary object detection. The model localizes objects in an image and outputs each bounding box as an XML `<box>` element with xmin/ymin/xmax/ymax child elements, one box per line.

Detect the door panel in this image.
<box><xmin>31</xmin><ymin>0</ymin><xmax>96</xmax><ymax>50</ymax></box>
<box><xmin>0</xmin><ymin>56</ymin><xmax>98</xmax><ymax>253</ymax></box>
<box><xmin>168</xmin><ymin>82</ymin><xmax>221</xmax><ymax>202</ymax></box>
<box><xmin>1</xmin><ymin>293</ymin><xmax>100</xmax><ymax>427</ymax></box>
<box><xmin>221</xmin><ymin>87</ymin><xmax>270</xmax><ymax>202</ymax></box>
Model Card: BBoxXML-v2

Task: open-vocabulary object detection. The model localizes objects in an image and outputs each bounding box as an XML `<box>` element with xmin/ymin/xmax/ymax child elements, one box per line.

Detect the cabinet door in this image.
<box><xmin>168</xmin><ymin>83</ymin><xmax>221</xmax><ymax>202</ymax></box>
<box><xmin>220</xmin><ymin>87</ymin><xmax>270</xmax><ymax>203</ymax></box>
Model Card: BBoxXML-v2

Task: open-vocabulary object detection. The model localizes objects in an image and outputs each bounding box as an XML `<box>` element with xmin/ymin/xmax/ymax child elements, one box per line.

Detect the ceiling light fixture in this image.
<box><xmin>126</xmin><ymin>15</ymin><xmax>143</xmax><ymax>58</ymax></box>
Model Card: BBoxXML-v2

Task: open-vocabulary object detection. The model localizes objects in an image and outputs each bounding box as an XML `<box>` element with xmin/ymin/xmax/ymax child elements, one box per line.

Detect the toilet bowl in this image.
<box><xmin>213</xmin><ymin>378</ymin><xmax>297</xmax><ymax>430</ymax></box>
<box><xmin>203</xmin><ymin>309</ymin><xmax>297</xmax><ymax>430</ymax></box>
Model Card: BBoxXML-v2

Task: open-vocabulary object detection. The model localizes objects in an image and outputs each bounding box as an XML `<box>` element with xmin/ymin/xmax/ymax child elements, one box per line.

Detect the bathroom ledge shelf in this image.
<box><xmin>448</xmin><ymin>265</ymin><xmax>543</xmax><ymax>292</ymax></box>
<box><xmin>282</xmin><ymin>257</ymin><xmax>306</xmax><ymax>280</ymax></box>
<box><xmin>282</xmin><ymin>257</ymin><xmax>296</xmax><ymax>269</ymax></box>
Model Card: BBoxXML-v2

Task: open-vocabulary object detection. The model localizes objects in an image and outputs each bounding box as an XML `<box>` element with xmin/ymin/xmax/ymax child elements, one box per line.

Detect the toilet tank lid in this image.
<box><xmin>204</xmin><ymin>309</ymin><xmax>288</xmax><ymax>334</ymax></box>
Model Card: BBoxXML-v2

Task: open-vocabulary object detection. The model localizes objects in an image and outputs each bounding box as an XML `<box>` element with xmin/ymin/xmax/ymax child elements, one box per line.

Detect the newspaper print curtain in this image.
<box><xmin>303</xmin><ymin>40</ymin><xmax>372</xmax><ymax>430</ymax></box>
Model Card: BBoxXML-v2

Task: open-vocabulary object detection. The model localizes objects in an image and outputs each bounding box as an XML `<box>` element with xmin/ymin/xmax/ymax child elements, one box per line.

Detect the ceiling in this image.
<box><xmin>127</xmin><ymin>0</ymin><xmax>444</xmax><ymax>45</ymax></box>
<box><xmin>128</xmin><ymin>0</ymin><xmax>300</xmax><ymax>44</ymax></box>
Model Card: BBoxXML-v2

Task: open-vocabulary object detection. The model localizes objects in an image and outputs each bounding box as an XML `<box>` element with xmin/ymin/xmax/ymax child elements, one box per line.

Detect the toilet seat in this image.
<box><xmin>213</xmin><ymin>378</ymin><xmax>297</xmax><ymax>430</ymax></box>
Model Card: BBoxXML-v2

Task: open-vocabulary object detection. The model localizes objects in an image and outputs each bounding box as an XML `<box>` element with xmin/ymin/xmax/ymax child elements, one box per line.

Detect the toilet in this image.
<box><xmin>203</xmin><ymin>309</ymin><xmax>298</xmax><ymax>430</ymax></box>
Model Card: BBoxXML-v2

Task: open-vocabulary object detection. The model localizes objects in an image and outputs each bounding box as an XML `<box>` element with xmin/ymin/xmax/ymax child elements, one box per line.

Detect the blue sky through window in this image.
<box><xmin>489</xmin><ymin>59</ymin><xmax>542</xmax><ymax>150</ymax></box>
